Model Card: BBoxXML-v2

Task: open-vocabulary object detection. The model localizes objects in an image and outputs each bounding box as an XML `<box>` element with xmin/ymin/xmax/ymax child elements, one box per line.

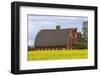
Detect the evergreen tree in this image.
<box><xmin>73</xmin><ymin>21</ymin><xmax>88</xmax><ymax>49</ymax></box>
<box><xmin>82</xmin><ymin>21</ymin><xmax>88</xmax><ymax>42</ymax></box>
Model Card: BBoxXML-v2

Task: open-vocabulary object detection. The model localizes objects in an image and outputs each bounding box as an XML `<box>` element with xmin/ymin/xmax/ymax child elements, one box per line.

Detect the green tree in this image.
<box><xmin>73</xmin><ymin>32</ymin><xmax>87</xmax><ymax>49</ymax></box>
<box><xmin>82</xmin><ymin>21</ymin><xmax>88</xmax><ymax>42</ymax></box>
<box><xmin>28</xmin><ymin>46</ymin><xmax>33</xmax><ymax>51</ymax></box>
<box><xmin>72</xmin><ymin>21</ymin><xmax>88</xmax><ymax>49</ymax></box>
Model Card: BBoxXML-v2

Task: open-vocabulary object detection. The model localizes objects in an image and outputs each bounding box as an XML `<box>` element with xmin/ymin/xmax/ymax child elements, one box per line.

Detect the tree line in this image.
<box><xmin>73</xmin><ymin>21</ymin><xmax>88</xmax><ymax>49</ymax></box>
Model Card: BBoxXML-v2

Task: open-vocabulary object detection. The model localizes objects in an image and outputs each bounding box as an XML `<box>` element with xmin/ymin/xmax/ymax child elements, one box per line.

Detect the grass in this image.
<box><xmin>28</xmin><ymin>49</ymin><xmax>88</xmax><ymax>61</ymax></box>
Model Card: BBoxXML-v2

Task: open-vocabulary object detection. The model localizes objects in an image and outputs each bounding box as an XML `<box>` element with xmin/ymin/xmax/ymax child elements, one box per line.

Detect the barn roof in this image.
<box><xmin>34</xmin><ymin>28</ymin><xmax>76</xmax><ymax>47</ymax></box>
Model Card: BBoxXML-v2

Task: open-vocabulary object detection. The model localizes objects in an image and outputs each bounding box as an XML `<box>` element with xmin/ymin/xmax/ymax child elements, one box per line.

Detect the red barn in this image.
<box><xmin>34</xmin><ymin>26</ymin><xmax>80</xmax><ymax>50</ymax></box>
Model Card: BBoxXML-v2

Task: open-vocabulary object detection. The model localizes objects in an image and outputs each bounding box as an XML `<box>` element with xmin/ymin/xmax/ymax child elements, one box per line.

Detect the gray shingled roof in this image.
<box><xmin>34</xmin><ymin>29</ymin><xmax>73</xmax><ymax>47</ymax></box>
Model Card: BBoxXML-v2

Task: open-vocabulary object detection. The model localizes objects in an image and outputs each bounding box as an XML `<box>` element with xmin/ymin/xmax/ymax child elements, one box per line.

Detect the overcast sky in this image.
<box><xmin>28</xmin><ymin>15</ymin><xmax>88</xmax><ymax>46</ymax></box>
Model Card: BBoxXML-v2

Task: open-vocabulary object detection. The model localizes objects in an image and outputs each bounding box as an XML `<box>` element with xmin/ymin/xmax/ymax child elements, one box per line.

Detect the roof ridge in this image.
<box><xmin>40</xmin><ymin>28</ymin><xmax>77</xmax><ymax>31</ymax></box>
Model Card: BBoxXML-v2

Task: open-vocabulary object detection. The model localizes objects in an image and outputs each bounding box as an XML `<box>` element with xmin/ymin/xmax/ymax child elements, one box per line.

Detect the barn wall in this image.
<box><xmin>71</xmin><ymin>30</ymin><xmax>80</xmax><ymax>44</ymax></box>
<box><xmin>67</xmin><ymin>37</ymin><xmax>73</xmax><ymax>49</ymax></box>
<box><xmin>67</xmin><ymin>30</ymin><xmax>80</xmax><ymax>49</ymax></box>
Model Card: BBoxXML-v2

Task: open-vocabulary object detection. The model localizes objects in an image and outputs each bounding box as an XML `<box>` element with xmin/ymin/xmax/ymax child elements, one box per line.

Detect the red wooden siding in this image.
<box><xmin>67</xmin><ymin>30</ymin><xmax>80</xmax><ymax>49</ymax></box>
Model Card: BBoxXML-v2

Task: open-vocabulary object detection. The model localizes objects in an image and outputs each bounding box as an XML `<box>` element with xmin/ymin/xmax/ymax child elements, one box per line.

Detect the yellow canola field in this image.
<box><xmin>28</xmin><ymin>49</ymin><xmax>88</xmax><ymax>61</ymax></box>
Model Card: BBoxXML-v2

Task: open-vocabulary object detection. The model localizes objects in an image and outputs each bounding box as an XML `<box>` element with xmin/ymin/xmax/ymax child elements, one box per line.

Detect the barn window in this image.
<box><xmin>56</xmin><ymin>48</ymin><xmax>58</xmax><ymax>50</ymax></box>
<box><xmin>52</xmin><ymin>48</ymin><xmax>54</xmax><ymax>50</ymax></box>
<box><xmin>63</xmin><ymin>48</ymin><xmax>65</xmax><ymax>50</ymax></box>
<box><xmin>48</xmin><ymin>48</ymin><xmax>50</xmax><ymax>50</ymax></box>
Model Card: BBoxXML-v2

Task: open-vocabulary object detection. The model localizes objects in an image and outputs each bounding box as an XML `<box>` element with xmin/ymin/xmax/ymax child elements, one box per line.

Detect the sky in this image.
<box><xmin>27</xmin><ymin>15</ymin><xmax>88</xmax><ymax>46</ymax></box>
